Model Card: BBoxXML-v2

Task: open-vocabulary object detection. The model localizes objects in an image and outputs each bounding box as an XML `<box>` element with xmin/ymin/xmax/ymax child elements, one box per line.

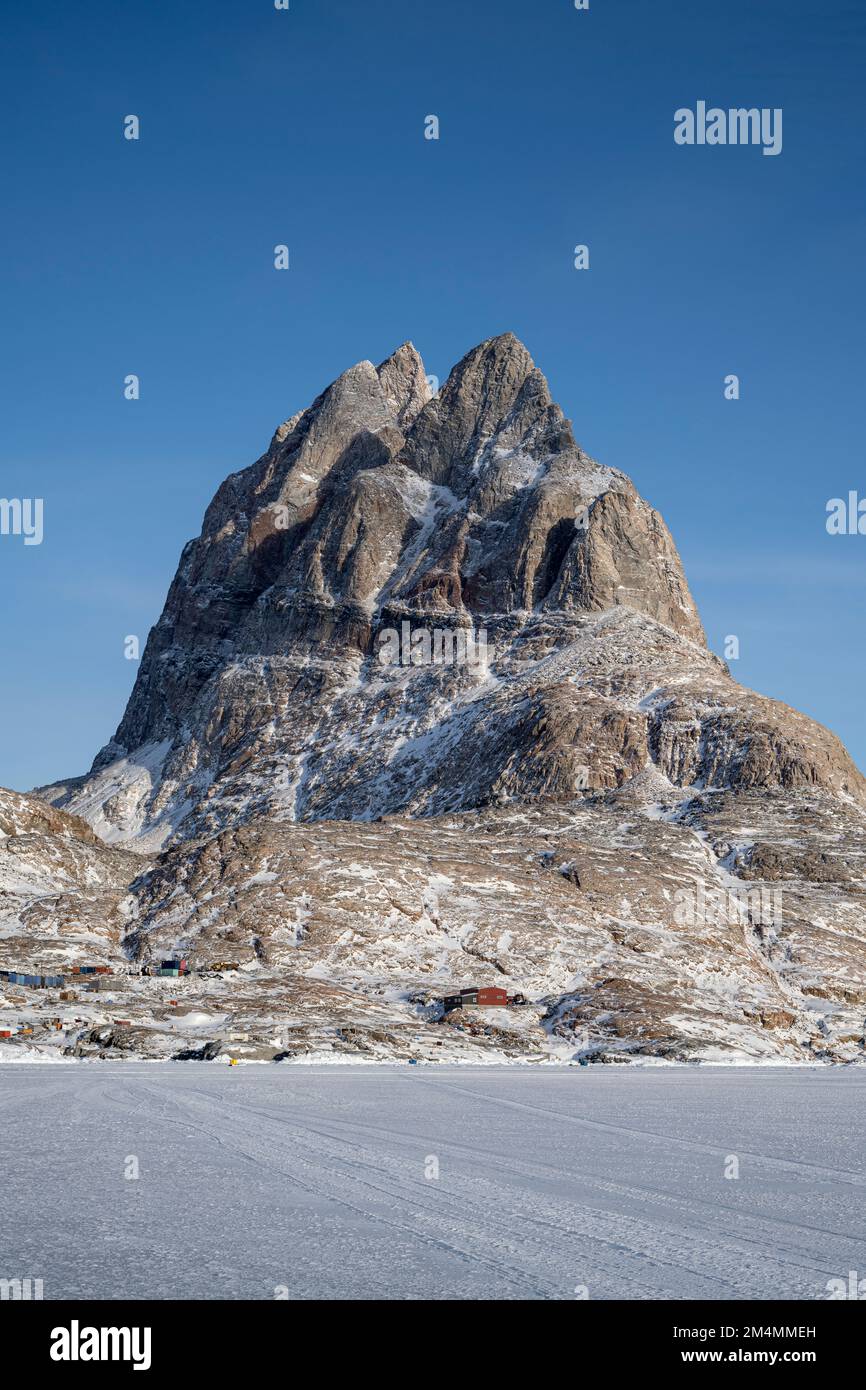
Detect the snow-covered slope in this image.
<box><xmin>0</xmin><ymin>788</ymin><xmax>139</xmax><ymax>970</ymax></box>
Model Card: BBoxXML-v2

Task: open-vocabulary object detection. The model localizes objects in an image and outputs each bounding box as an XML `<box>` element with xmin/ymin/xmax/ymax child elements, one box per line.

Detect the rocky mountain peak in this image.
<box><xmin>403</xmin><ymin>332</ymin><xmax>570</xmax><ymax>492</ymax></box>
<box><xmin>374</xmin><ymin>341</ymin><xmax>430</xmax><ymax>429</ymax></box>
<box><xmin>38</xmin><ymin>335</ymin><xmax>865</xmax><ymax>853</ymax></box>
<box><xmin>17</xmin><ymin>335</ymin><xmax>866</xmax><ymax>1068</ymax></box>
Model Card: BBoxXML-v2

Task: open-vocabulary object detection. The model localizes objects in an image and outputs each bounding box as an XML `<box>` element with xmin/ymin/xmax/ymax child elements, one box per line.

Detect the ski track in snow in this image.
<box><xmin>2</xmin><ymin>1066</ymin><xmax>864</xmax><ymax>1301</ymax></box>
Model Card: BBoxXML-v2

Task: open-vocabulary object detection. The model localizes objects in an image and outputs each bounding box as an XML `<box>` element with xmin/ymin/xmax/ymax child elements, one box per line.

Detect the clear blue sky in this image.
<box><xmin>2</xmin><ymin>0</ymin><xmax>865</xmax><ymax>790</ymax></box>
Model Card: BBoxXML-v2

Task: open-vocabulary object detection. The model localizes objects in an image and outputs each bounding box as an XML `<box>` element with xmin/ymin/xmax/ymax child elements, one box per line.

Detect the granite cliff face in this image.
<box><xmin>15</xmin><ymin>335</ymin><xmax>866</xmax><ymax>1064</ymax></box>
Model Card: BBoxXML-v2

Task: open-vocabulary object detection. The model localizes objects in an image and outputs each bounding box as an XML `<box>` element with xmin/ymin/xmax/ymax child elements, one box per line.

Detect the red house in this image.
<box><xmin>476</xmin><ymin>987</ymin><xmax>508</xmax><ymax>1006</ymax></box>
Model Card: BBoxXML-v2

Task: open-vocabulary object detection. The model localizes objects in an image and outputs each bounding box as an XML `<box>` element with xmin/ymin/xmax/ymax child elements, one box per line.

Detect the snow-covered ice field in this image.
<box><xmin>2</xmin><ymin>1065</ymin><xmax>865</xmax><ymax>1300</ymax></box>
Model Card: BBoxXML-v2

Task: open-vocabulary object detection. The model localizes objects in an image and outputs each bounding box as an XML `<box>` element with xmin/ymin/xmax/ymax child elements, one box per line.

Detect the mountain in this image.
<box><xmin>42</xmin><ymin>334</ymin><xmax>863</xmax><ymax>848</ymax></box>
<box><xmin>22</xmin><ymin>334</ymin><xmax>866</xmax><ymax>1063</ymax></box>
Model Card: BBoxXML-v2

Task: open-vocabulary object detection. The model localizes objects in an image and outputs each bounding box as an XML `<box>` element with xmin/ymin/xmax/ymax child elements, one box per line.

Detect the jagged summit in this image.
<box><xmin>39</xmin><ymin>335</ymin><xmax>863</xmax><ymax>852</ymax></box>
<box><xmin>403</xmin><ymin>332</ymin><xmax>568</xmax><ymax>488</ymax></box>
<box><xmin>374</xmin><ymin>341</ymin><xmax>430</xmax><ymax>428</ymax></box>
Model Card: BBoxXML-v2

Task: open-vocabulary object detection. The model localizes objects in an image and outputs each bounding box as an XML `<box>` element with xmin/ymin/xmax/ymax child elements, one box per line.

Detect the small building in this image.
<box><xmin>151</xmin><ymin>958</ymin><xmax>190</xmax><ymax>978</ymax></box>
<box><xmin>476</xmin><ymin>987</ymin><xmax>508</xmax><ymax>1006</ymax></box>
<box><xmin>0</xmin><ymin>971</ymin><xmax>65</xmax><ymax>990</ymax></box>
<box><xmin>440</xmin><ymin>985</ymin><xmax>520</xmax><ymax>1010</ymax></box>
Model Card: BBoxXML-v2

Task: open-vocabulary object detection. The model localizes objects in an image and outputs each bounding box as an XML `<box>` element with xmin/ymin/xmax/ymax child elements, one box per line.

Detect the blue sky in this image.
<box><xmin>2</xmin><ymin>0</ymin><xmax>865</xmax><ymax>789</ymax></box>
